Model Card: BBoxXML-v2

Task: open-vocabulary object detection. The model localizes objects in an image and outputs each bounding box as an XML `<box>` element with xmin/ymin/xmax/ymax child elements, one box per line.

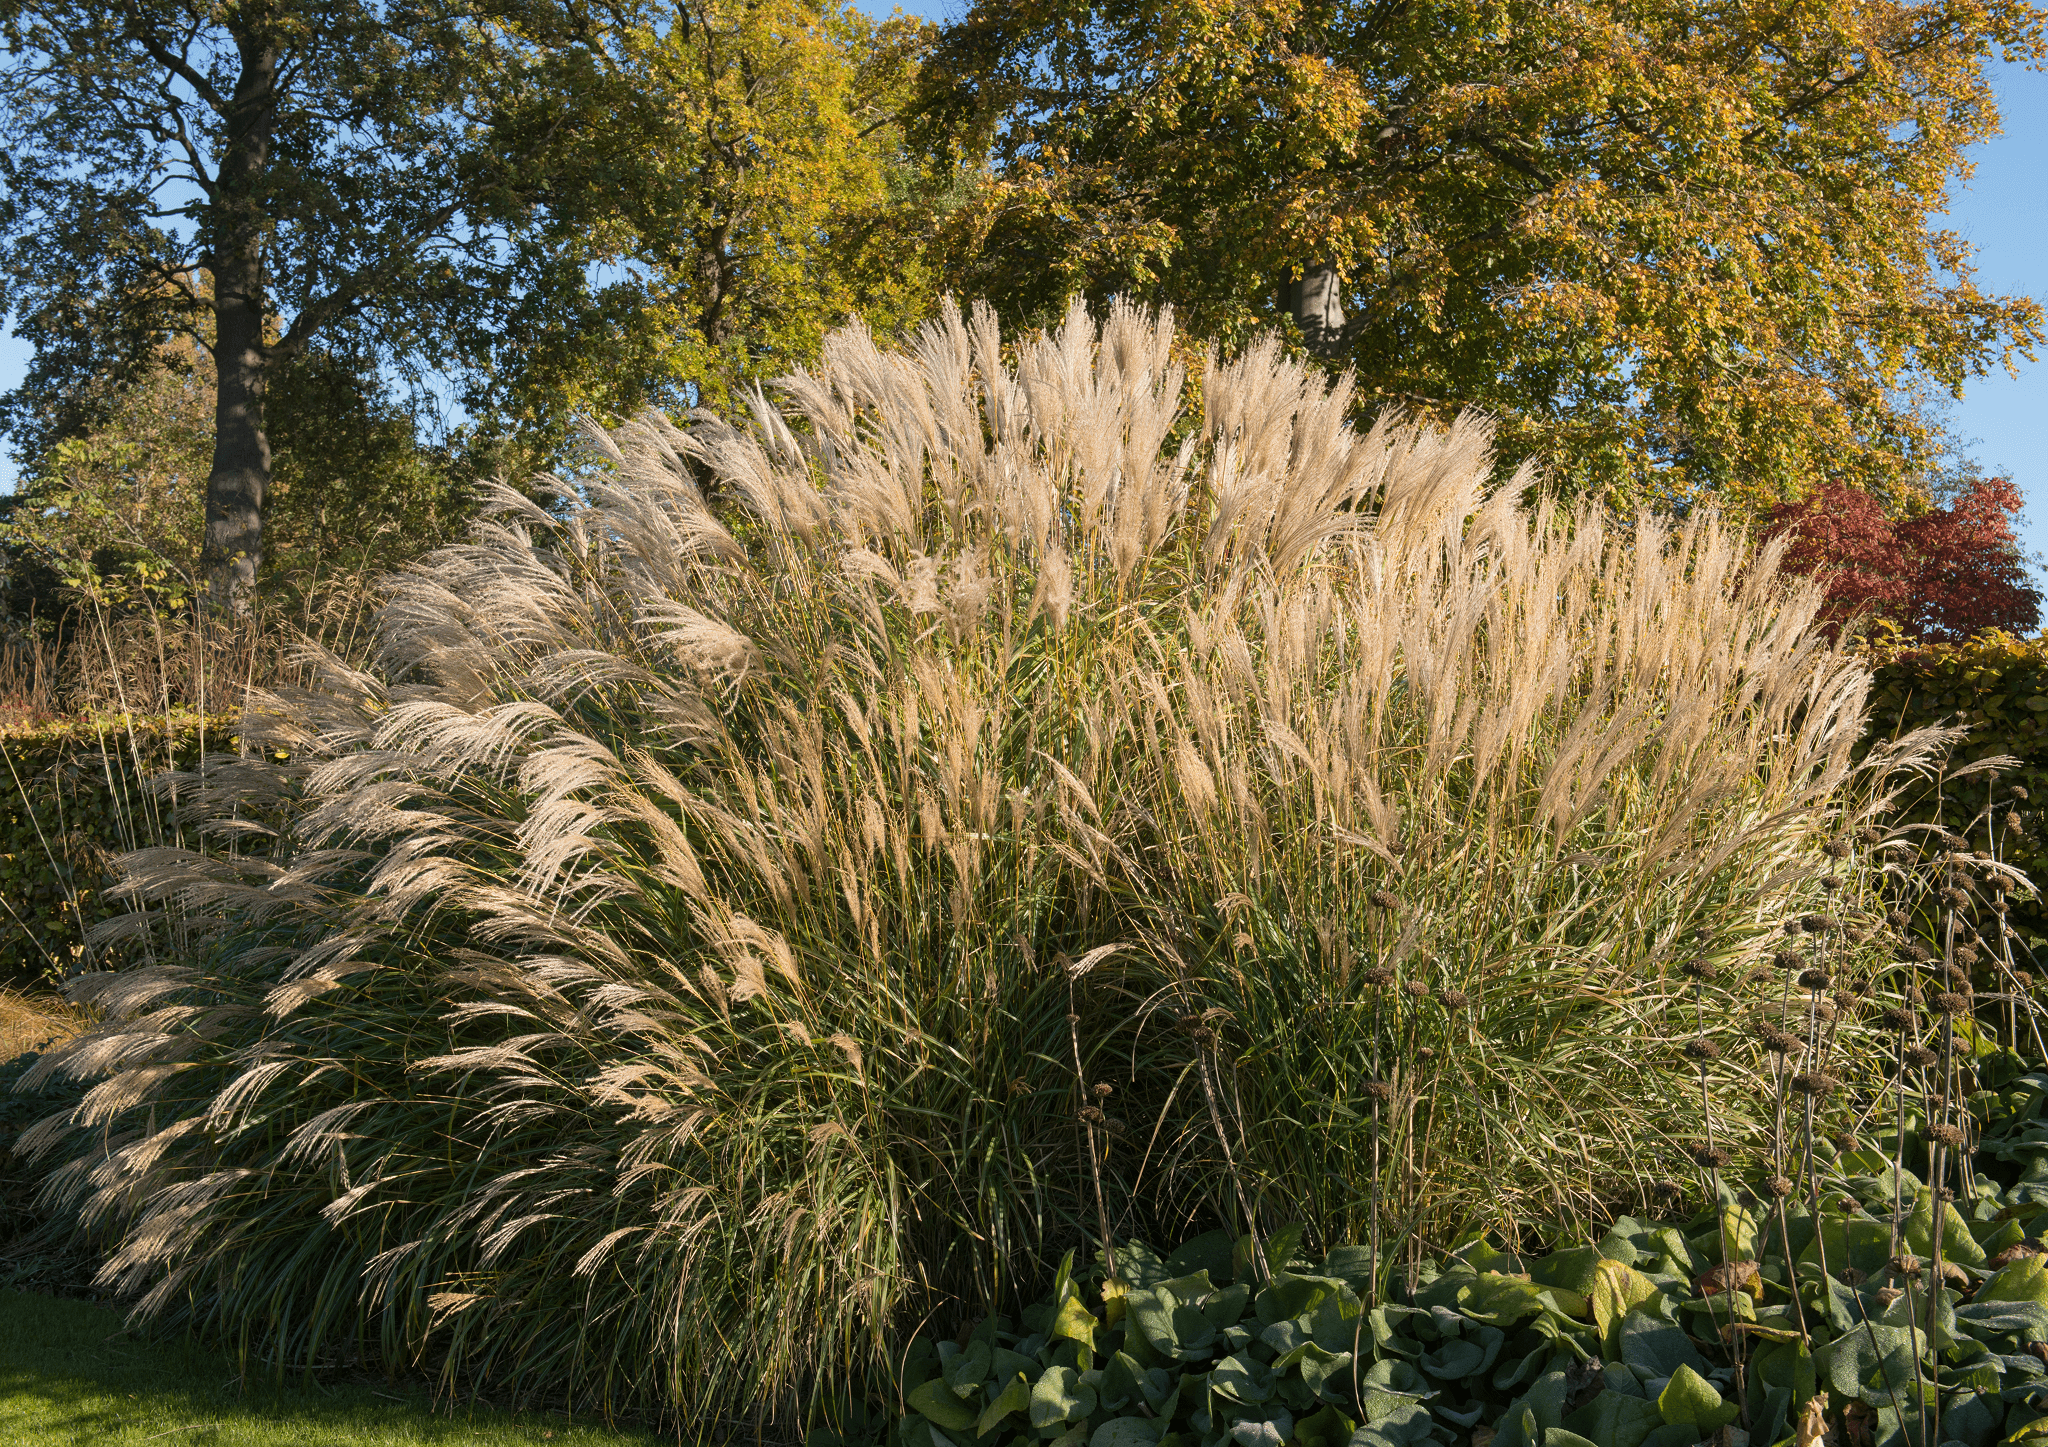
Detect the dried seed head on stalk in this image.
<box><xmin>1790</xmin><ymin>1070</ymin><xmax>1838</xmax><ymax>1097</ymax></box>
<box><xmin>1802</xmin><ymin>914</ymin><xmax>1836</xmax><ymax>935</ymax></box>
<box><xmin>1757</xmin><ymin>1024</ymin><xmax>1800</xmax><ymax>1054</ymax></box>
<box><xmin>1774</xmin><ymin>949</ymin><xmax>1805</xmax><ymax>971</ymax></box>
<box><xmin>1766</xmin><ymin>1174</ymin><xmax>1796</xmax><ymax>1198</ymax></box>
<box><xmin>1683</xmin><ymin>1037</ymin><xmax>1722</xmax><ymax>1062</ymax></box>
<box><xmin>1831</xmin><ymin>1131</ymin><xmax>1859</xmax><ymax>1152</ymax></box>
<box><xmin>1651</xmin><ymin>1179</ymin><xmax>1684</xmax><ymax>1200</ymax></box>
<box><xmin>1078</xmin><ymin>1105</ymin><xmax>1106</xmax><ymax>1125</ymax></box>
<box><xmin>2007</xmin><ymin>811</ymin><xmax>2025</xmax><ymax>832</ymax></box>
<box><xmin>2013</xmin><ymin>787</ymin><xmax>2031</xmax><ymax>802</ymax></box>
<box><xmin>1092</xmin><ymin>1082</ymin><xmax>1113</xmax><ymax>1098</ymax></box>
<box><xmin>1904</xmin><ymin>943</ymin><xmax>1933</xmax><ymax>963</ymax></box>
<box><xmin>1941</xmin><ymin>831</ymin><xmax>1970</xmax><ymax>851</ymax></box>
<box><xmin>1361</xmin><ymin>966</ymin><xmax>1394</xmax><ymax>988</ymax></box>
<box><xmin>1689</xmin><ymin>1143</ymin><xmax>1731</xmax><ymax>1169</ymax></box>
<box><xmin>1679</xmin><ymin>958</ymin><xmax>1719</xmax><ymax>982</ymax></box>
<box><xmin>1861</xmin><ymin>826</ymin><xmax>1886</xmax><ymax>846</ymax></box>
<box><xmin>1876</xmin><ymin>1286</ymin><xmax>1904</xmax><ymax>1307</ymax></box>
<box><xmin>1798</xmin><ymin>968</ymin><xmax>1832</xmax><ymax>991</ymax></box>
<box><xmin>1928</xmin><ymin>1123</ymin><xmax>1966</xmax><ymax>1149</ymax></box>
<box><xmin>1437</xmin><ymin>988</ymin><xmax>1470</xmax><ymax>1009</ymax></box>
<box><xmin>1887</xmin><ymin>909</ymin><xmax>1911</xmax><ymax>930</ymax></box>
<box><xmin>1369</xmin><ymin>889</ymin><xmax>1400</xmax><ymax>911</ymax></box>
<box><xmin>1954</xmin><ymin>946</ymin><xmax>1981</xmax><ymax>969</ymax></box>
<box><xmin>1890</xmin><ymin>1254</ymin><xmax>1923</xmax><ymax>1276</ymax></box>
<box><xmin>1361</xmin><ymin>1080</ymin><xmax>1394</xmax><ymax>1104</ymax></box>
<box><xmin>1414</xmin><ymin>1046</ymin><xmax>1437</xmax><ymax>1063</ymax></box>
<box><xmin>1403</xmin><ymin>979</ymin><xmax>1430</xmax><ymax>999</ymax></box>
<box><xmin>1939</xmin><ymin>886</ymin><xmax>1971</xmax><ymax>910</ymax></box>
<box><xmin>1878</xmin><ymin>1006</ymin><xmax>1917</xmax><ymax>1033</ymax></box>
<box><xmin>1823</xmin><ymin>838</ymin><xmax>1853</xmax><ymax>859</ymax></box>
<box><xmin>1820</xmin><ymin>876</ymin><xmax>1841</xmax><ymax>893</ymax></box>
<box><xmin>1931</xmin><ymin>990</ymin><xmax>1971</xmax><ymax>1016</ymax></box>
<box><xmin>1904</xmin><ymin>1044</ymin><xmax>1940</xmax><ymax>1069</ymax></box>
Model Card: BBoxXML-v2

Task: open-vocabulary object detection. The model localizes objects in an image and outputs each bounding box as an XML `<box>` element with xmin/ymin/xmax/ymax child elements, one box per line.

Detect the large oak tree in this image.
<box><xmin>0</xmin><ymin>0</ymin><xmax>933</xmax><ymax>600</ymax></box>
<box><xmin>916</xmin><ymin>0</ymin><xmax>2046</xmax><ymax>513</ymax></box>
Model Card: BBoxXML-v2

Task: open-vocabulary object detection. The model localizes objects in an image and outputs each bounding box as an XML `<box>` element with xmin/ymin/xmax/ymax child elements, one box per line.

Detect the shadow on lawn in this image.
<box><xmin>0</xmin><ymin>1290</ymin><xmax>665</xmax><ymax>1446</ymax></box>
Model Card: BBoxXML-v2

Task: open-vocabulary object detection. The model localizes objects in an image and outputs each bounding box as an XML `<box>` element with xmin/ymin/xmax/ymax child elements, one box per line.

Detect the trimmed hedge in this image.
<box><xmin>1865</xmin><ymin>630</ymin><xmax>2048</xmax><ymax>943</ymax></box>
<box><xmin>0</xmin><ymin>712</ymin><xmax>227</xmax><ymax>985</ymax></box>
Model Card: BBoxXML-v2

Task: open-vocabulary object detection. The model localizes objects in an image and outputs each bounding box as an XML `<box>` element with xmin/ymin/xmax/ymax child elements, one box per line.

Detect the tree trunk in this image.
<box><xmin>1285</xmin><ymin>264</ymin><xmax>1349</xmax><ymax>359</ymax></box>
<box><xmin>201</xmin><ymin>30</ymin><xmax>282</xmax><ymax>606</ymax></box>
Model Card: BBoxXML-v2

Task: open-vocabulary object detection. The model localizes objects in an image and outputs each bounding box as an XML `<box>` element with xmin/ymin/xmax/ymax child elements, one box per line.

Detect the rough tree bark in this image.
<box><xmin>199</xmin><ymin>27</ymin><xmax>282</xmax><ymax>606</ymax></box>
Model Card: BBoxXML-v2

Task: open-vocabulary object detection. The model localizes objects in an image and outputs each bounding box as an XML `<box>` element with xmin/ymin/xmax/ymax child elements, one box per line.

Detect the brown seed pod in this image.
<box><xmin>1939</xmin><ymin>887</ymin><xmax>1971</xmax><ymax>910</ymax></box>
<box><xmin>1878</xmin><ymin>1006</ymin><xmax>1917</xmax><ymax>1033</ymax></box>
<box><xmin>2018</xmin><ymin>970</ymin><xmax>2036</xmax><ymax>990</ymax></box>
<box><xmin>2013</xmin><ymin>786</ymin><xmax>2032</xmax><ymax>802</ymax></box>
<box><xmin>1860</xmin><ymin>826</ymin><xmax>1886</xmax><ymax>846</ymax></box>
<box><xmin>1954</xmin><ymin>945</ymin><xmax>1981</xmax><ymax>969</ymax></box>
<box><xmin>1774</xmin><ymin>949</ymin><xmax>1806</xmax><ymax>971</ymax></box>
<box><xmin>1876</xmin><ymin>1286</ymin><xmax>1904</xmax><ymax>1307</ymax></box>
<box><xmin>1831</xmin><ymin>1132</ymin><xmax>1860</xmax><ymax>1153</ymax></box>
<box><xmin>1651</xmin><ymin>1179</ymin><xmax>1684</xmax><ymax>1199</ymax></box>
<box><xmin>1078</xmin><ymin>1105</ymin><xmax>1107</xmax><ymax>1125</ymax></box>
<box><xmin>1758</xmin><ymin>1024</ymin><xmax>1800</xmax><ymax>1054</ymax></box>
<box><xmin>1680</xmin><ymin>958</ymin><xmax>1719</xmax><ymax>982</ymax></box>
<box><xmin>1689</xmin><ymin>1143</ymin><xmax>1731</xmax><ymax>1169</ymax></box>
<box><xmin>1361</xmin><ymin>1080</ymin><xmax>1394</xmax><ymax>1103</ymax></box>
<box><xmin>1906</xmin><ymin>982</ymin><xmax>1926</xmax><ymax>1003</ymax></box>
<box><xmin>1414</xmin><ymin>1046</ymin><xmax>1437</xmax><ymax>1063</ymax></box>
<box><xmin>1683</xmin><ymin>1037</ymin><xmax>1722</xmax><ymax>1062</ymax></box>
<box><xmin>1931</xmin><ymin>991</ymin><xmax>1971</xmax><ymax>1016</ymax></box>
<box><xmin>2007</xmin><ymin>811</ymin><xmax>2025</xmax><ymax>832</ymax></box>
<box><xmin>1839</xmin><ymin>1265</ymin><xmax>1868</xmax><ymax>1285</ymax></box>
<box><xmin>1361</xmin><ymin>966</ymin><xmax>1394</xmax><ymax>988</ymax></box>
<box><xmin>1904</xmin><ymin>943</ymin><xmax>1933</xmax><ymax>963</ymax></box>
<box><xmin>1802</xmin><ymin>914</ymin><xmax>1836</xmax><ymax>935</ymax></box>
<box><xmin>1891</xmin><ymin>1254</ymin><xmax>1923</xmax><ymax>1276</ymax></box>
<box><xmin>1811</xmin><ymin>998</ymin><xmax>1838</xmax><ymax>1021</ymax></box>
<box><xmin>1887</xmin><ymin>909</ymin><xmax>1911</xmax><ymax>930</ymax></box>
<box><xmin>1402</xmin><ymin>979</ymin><xmax>1430</xmax><ymax>999</ymax></box>
<box><xmin>1437</xmin><ymin>987</ymin><xmax>1470</xmax><ymax>1009</ymax></box>
<box><xmin>1904</xmin><ymin>1045</ymin><xmax>1939</xmax><ymax>1069</ymax></box>
<box><xmin>1798</xmin><ymin>968</ymin><xmax>1832</xmax><ymax>991</ymax></box>
<box><xmin>1928</xmin><ymin>1122</ymin><xmax>1966</xmax><ymax>1149</ymax></box>
<box><xmin>1092</xmin><ymin>1081</ymin><xmax>1114</xmax><ymax>1098</ymax></box>
<box><xmin>1790</xmin><ymin>1070</ymin><xmax>1838</xmax><ymax>1097</ymax></box>
<box><xmin>1765</xmin><ymin>1175</ymin><xmax>1796</xmax><ymax>1198</ymax></box>
<box><xmin>1784</xmin><ymin>919</ymin><xmax>1805</xmax><ymax>937</ymax></box>
<box><xmin>1941</xmin><ymin>831</ymin><xmax>1970</xmax><ymax>851</ymax></box>
<box><xmin>1369</xmin><ymin>888</ymin><xmax>1400</xmax><ymax>911</ymax></box>
<box><xmin>1824</xmin><ymin>838</ymin><xmax>1853</xmax><ymax>859</ymax></box>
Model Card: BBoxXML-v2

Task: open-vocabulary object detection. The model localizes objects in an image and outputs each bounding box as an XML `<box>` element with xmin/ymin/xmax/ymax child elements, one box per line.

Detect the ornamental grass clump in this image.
<box><xmin>15</xmin><ymin>301</ymin><xmax>1944</xmax><ymax>1424</ymax></box>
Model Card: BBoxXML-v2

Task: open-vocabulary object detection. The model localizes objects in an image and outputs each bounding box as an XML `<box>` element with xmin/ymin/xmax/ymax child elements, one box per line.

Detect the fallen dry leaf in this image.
<box><xmin>1795</xmin><ymin>1390</ymin><xmax>1830</xmax><ymax>1447</ymax></box>
<box><xmin>1697</xmin><ymin>1259</ymin><xmax>1762</xmax><ymax>1298</ymax></box>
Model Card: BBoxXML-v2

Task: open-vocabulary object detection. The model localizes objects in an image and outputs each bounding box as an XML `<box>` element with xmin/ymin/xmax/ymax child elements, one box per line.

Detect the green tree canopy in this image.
<box><xmin>915</xmin><ymin>0</ymin><xmax>2047</xmax><ymax>514</ymax></box>
<box><xmin>0</xmin><ymin>0</ymin><xmax>935</xmax><ymax>598</ymax></box>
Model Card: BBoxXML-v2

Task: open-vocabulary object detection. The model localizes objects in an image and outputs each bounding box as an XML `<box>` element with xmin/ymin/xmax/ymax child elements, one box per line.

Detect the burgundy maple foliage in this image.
<box><xmin>1765</xmin><ymin>476</ymin><xmax>2042</xmax><ymax>643</ymax></box>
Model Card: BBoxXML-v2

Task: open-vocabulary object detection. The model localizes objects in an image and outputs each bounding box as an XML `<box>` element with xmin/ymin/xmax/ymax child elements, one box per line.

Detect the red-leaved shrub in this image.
<box><xmin>1766</xmin><ymin>476</ymin><xmax>2042</xmax><ymax>642</ymax></box>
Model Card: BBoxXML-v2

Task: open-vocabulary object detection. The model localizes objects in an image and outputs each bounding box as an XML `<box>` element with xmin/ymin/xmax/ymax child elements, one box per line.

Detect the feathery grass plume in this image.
<box><xmin>17</xmin><ymin>299</ymin><xmax>1954</xmax><ymax>1422</ymax></box>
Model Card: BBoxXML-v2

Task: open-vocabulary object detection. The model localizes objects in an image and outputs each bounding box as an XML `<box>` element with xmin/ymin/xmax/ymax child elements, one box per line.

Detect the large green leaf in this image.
<box><xmin>1561</xmin><ymin>1389</ymin><xmax>1665</xmax><ymax>1447</ymax></box>
<box><xmin>1656</xmin><ymin>1363</ymin><xmax>1737</xmax><ymax>1433</ymax></box>
<box><xmin>1617</xmin><ymin>1308</ymin><xmax>1710</xmax><ymax>1382</ymax></box>
<box><xmin>977</xmin><ymin>1375</ymin><xmax>1032</xmax><ymax>1437</ymax></box>
<box><xmin>911</xmin><ymin>1378</ymin><xmax>979</xmax><ymax>1432</ymax></box>
<box><xmin>1590</xmin><ymin>1259</ymin><xmax>1663</xmax><ymax>1358</ymax></box>
<box><xmin>944</xmin><ymin>1340</ymin><xmax>993</xmax><ymax>1398</ymax></box>
<box><xmin>1030</xmin><ymin>1365</ymin><xmax>1097</xmax><ymax>1428</ymax></box>
<box><xmin>1090</xmin><ymin>1419</ymin><xmax>1159</xmax><ymax>1447</ymax></box>
<box><xmin>1814</xmin><ymin>1320</ymin><xmax>1933</xmax><ymax>1409</ymax></box>
<box><xmin>1211</xmin><ymin>1352</ymin><xmax>1276</xmax><ymax>1405</ymax></box>
<box><xmin>1904</xmin><ymin>1190</ymin><xmax>1989</xmax><ymax>1267</ymax></box>
<box><xmin>1981</xmin><ymin>1252</ymin><xmax>2048</xmax><ymax>1306</ymax></box>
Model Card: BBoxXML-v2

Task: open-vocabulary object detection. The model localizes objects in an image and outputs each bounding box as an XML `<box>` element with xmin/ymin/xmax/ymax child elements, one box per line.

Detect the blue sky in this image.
<box><xmin>3</xmin><ymin>23</ymin><xmax>2041</xmax><ymax>566</ymax></box>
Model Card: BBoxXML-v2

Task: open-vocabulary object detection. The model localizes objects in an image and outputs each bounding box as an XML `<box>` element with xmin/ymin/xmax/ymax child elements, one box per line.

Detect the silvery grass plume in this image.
<box><xmin>17</xmin><ymin>300</ymin><xmax>1947</xmax><ymax>1424</ymax></box>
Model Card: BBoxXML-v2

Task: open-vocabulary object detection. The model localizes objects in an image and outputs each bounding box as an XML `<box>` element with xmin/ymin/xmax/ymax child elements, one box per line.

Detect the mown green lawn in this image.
<box><xmin>0</xmin><ymin>1290</ymin><xmax>667</xmax><ymax>1447</ymax></box>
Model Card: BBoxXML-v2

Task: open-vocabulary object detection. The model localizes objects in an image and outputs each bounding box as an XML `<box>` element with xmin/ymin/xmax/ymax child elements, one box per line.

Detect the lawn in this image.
<box><xmin>0</xmin><ymin>1290</ymin><xmax>667</xmax><ymax>1447</ymax></box>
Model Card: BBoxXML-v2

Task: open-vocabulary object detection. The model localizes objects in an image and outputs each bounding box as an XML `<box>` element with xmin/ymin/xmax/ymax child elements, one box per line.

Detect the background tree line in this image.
<box><xmin>0</xmin><ymin>0</ymin><xmax>2042</xmax><ymax>659</ymax></box>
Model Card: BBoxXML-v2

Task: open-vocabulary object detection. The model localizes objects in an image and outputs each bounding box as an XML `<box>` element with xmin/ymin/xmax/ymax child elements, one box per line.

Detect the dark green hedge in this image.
<box><xmin>0</xmin><ymin>712</ymin><xmax>227</xmax><ymax>986</ymax></box>
<box><xmin>1864</xmin><ymin>631</ymin><xmax>2048</xmax><ymax>943</ymax></box>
